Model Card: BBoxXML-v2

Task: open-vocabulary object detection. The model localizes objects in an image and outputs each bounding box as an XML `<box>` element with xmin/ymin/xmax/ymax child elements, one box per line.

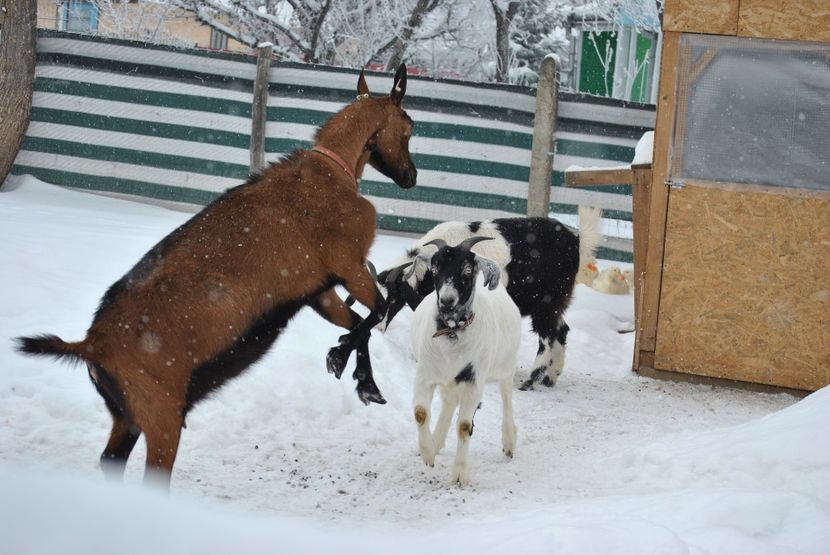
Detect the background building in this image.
<box><xmin>36</xmin><ymin>0</ymin><xmax>249</xmax><ymax>52</ymax></box>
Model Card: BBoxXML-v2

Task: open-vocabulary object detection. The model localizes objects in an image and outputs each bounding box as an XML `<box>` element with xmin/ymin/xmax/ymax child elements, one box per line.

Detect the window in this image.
<box><xmin>578</xmin><ymin>29</ymin><xmax>617</xmax><ymax>97</ymax></box>
<box><xmin>671</xmin><ymin>34</ymin><xmax>830</xmax><ymax>191</ymax></box>
<box><xmin>62</xmin><ymin>1</ymin><xmax>98</xmax><ymax>34</ymax></box>
<box><xmin>615</xmin><ymin>29</ymin><xmax>657</xmax><ymax>103</ymax></box>
<box><xmin>209</xmin><ymin>29</ymin><xmax>228</xmax><ymax>50</ymax></box>
<box><xmin>576</xmin><ymin>26</ymin><xmax>657</xmax><ymax>102</ymax></box>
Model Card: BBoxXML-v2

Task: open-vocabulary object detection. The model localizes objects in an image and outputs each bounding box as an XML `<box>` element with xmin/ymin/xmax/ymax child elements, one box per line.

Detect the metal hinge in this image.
<box><xmin>665</xmin><ymin>179</ymin><xmax>685</xmax><ymax>189</ymax></box>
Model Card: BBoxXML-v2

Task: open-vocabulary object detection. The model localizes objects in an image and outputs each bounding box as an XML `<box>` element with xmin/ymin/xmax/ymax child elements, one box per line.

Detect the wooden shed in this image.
<box><xmin>569</xmin><ymin>0</ymin><xmax>829</xmax><ymax>391</ymax></box>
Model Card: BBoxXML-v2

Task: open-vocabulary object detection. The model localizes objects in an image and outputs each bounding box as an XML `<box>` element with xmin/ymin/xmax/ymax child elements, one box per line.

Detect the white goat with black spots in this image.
<box><xmin>379</xmin><ymin>206</ymin><xmax>603</xmax><ymax>390</ymax></box>
<box><xmin>409</xmin><ymin>237</ymin><xmax>521</xmax><ymax>487</ymax></box>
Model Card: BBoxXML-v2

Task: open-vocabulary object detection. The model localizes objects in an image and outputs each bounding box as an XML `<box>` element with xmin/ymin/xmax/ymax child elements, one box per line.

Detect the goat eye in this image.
<box><xmin>431</xmin><ymin>266</ymin><xmax>438</xmax><ymax>275</ymax></box>
<box><xmin>463</xmin><ymin>265</ymin><xmax>472</xmax><ymax>277</ymax></box>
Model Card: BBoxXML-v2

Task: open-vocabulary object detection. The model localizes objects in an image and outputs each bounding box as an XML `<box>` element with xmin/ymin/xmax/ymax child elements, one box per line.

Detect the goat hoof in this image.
<box><xmin>326</xmin><ymin>346</ymin><xmax>348</xmax><ymax>379</ymax></box>
<box><xmin>541</xmin><ymin>375</ymin><xmax>556</xmax><ymax>387</ymax></box>
<box><xmin>450</xmin><ymin>470</ymin><xmax>470</xmax><ymax>488</ymax></box>
<box><xmin>356</xmin><ymin>387</ymin><xmax>386</xmax><ymax>406</ymax></box>
<box><xmin>518</xmin><ymin>379</ymin><xmax>535</xmax><ymax>391</ymax></box>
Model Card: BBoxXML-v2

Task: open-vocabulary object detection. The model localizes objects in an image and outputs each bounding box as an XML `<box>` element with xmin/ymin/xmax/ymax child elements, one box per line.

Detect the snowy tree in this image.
<box><xmin>400</xmin><ymin>0</ymin><xmax>492</xmax><ymax>80</ymax></box>
<box><xmin>162</xmin><ymin>1</ymin><xmax>458</xmax><ymax>66</ymax></box>
<box><xmin>380</xmin><ymin>0</ymin><xmax>442</xmax><ymax>71</ymax></box>
<box><xmin>508</xmin><ymin>0</ymin><xmax>570</xmax><ymax>85</ymax></box>
<box><xmin>573</xmin><ymin>0</ymin><xmax>663</xmax><ymax>32</ymax></box>
<box><xmin>163</xmin><ymin>1</ymin><xmax>329</xmax><ymax>61</ymax></box>
<box><xmin>117</xmin><ymin>0</ymin><xmax>663</xmax><ymax>84</ymax></box>
<box><xmin>488</xmin><ymin>0</ymin><xmax>518</xmax><ymax>82</ymax></box>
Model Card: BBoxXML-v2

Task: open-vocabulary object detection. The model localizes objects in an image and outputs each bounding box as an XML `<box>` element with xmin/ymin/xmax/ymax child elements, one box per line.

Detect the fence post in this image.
<box><xmin>527</xmin><ymin>55</ymin><xmax>558</xmax><ymax>217</ymax></box>
<box><xmin>250</xmin><ymin>43</ymin><xmax>273</xmax><ymax>173</ymax></box>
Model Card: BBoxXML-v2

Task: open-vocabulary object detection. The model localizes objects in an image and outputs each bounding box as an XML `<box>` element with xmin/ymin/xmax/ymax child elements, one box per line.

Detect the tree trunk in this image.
<box><xmin>305</xmin><ymin>0</ymin><xmax>333</xmax><ymax>63</ymax></box>
<box><xmin>490</xmin><ymin>1</ymin><xmax>519</xmax><ymax>83</ymax></box>
<box><xmin>384</xmin><ymin>0</ymin><xmax>439</xmax><ymax>71</ymax></box>
<box><xmin>0</xmin><ymin>0</ymin><xmax>37</xmax><ymax>185</ymax></box>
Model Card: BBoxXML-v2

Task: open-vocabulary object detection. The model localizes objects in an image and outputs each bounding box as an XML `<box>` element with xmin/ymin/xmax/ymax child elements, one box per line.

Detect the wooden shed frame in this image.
<box><xmin>567</xmin><ymin>0</ymin><xmax>830</xmax><ymax>392</ymax></box>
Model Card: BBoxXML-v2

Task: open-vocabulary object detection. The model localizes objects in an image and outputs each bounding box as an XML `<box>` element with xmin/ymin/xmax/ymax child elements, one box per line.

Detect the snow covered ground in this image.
<box><xmin>1</xmin><ymin>175</ymin><xmax>828</xmax><ymax>554</ymax></box>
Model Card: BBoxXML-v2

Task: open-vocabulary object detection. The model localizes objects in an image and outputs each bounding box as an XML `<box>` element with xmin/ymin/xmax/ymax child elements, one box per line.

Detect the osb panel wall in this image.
<box><xmin>654</xmin><ymin>183</ymin><xmax>830</xmax><ymax>391</ymax></box>
<box><xmin>663</xmin><ymin>0</ymin><xmax>739</xmax><ymax>35</ymax></box>
<box><xmin>738</xmin><ymin>0</ymin><xmax>830</xmax><ymax>42</ymax></box>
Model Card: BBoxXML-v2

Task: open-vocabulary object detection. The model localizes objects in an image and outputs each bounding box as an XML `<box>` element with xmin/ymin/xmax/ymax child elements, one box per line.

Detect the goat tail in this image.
<box><xmin>576</xmin><ymin>205</ymin><xmax>603</xmax><ymax>266</ymax></box>
<box><xmin>15</xmin><ymin>334</ymin><xmax>89</xmax><ymax>364</ymax></box>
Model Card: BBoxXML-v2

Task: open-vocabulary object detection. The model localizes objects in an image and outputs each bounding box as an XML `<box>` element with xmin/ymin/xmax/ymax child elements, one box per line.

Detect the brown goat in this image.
<box><xmin>16</xmin><ymin>65</ymin><xmax>417</xmax><ymax>487</ymax></box>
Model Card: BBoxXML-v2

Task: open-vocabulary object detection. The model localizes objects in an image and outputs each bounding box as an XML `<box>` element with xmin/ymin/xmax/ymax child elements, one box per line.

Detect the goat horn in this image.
<box><xmin>422</xmin><ymin>238</ymin><xmax>448</xmax><ymax>250</ymax></box>
<box><xmin>384</xmin><ymin>261</ymin><xmax>413</xmax><ymax>284</ymax></box>
<box><xmin>459</xmin><ymin>236</ymin><xmax>493</xmax><ymax>252</ymax></box>
<box><xmin>365</xmin><ymin>260</ymin><xmax>378</xmax><ymax>281</ymax></box>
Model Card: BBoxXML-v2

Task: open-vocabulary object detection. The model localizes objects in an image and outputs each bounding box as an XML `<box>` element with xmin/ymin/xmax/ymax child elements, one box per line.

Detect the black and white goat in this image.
<box><xmin>410</xmin><ymin>237</ymin><xmax>521</xmax><ymax>487</ymax></box>
<box><xmin>380</xmin><ymin>206</ymin><xmax>603</xmax><ymax>390</ymax></box>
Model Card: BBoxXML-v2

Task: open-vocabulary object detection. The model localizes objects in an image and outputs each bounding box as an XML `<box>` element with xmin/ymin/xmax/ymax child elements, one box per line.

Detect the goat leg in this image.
<box><xmin>312</xmin><ymin>288</ymin><xmax>385</xmax><ymax>403</ymax></box>
<box><xmin>325</xmin><ymin>269</ymin><xmax>388</xmax><ymax>381</ymax></box>
<box><xmin>353</xmin><ymin>336</ymin><xmax>386</xmax><ymax>405</ymax></box>
<box><xmin>520</xmin><ymin>320</ymin><xmax>569</xmax><ymax>390</ymax></box>
<box><xmin>100</xmin><ymin>416</ymin><xmax>141</xmax><ymax>482</ymax></box>
<box><xmin>325</xmin><ymin>344</ymin><xmax>351</xmax><ymax>379</ymax></box>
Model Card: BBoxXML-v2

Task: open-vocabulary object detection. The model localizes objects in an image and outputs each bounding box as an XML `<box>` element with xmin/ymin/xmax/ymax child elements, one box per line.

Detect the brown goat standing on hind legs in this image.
<box><xmin>15</xmin><ymin>65</ymin><xmax>417</xmax><ymax>488</ymax></box>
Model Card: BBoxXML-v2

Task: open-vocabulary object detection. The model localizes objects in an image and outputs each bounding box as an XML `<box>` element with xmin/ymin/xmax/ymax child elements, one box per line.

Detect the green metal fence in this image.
<box><xmin>12</xmin><ymin>30</ymin><xmax>655</xmax><ymax>261</ymax></box>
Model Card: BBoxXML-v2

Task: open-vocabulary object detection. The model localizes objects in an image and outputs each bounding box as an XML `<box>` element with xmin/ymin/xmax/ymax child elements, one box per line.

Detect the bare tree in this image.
<box><xmin>81</xmin><ymin>0</ymin><xmax>663</xmax><ymax>85</ymax></box>
<box><xmin>166</xmin><ymin>1</ymin><xmax>329</xmax><ymax>60</ymax></box>
<box><xmin>84</xmin><ymin>1</ymin><xmax>194</xmax><ymax>47</ymax></box>
<box><xmin>382</xmin><ymin>0</ymin><xmax>442</xmax><ymax>70</ymax></box>
<box><xmin>489</xmin><ymin>0</ymin><xmax>518</xmax><ymax>82</ymax></box>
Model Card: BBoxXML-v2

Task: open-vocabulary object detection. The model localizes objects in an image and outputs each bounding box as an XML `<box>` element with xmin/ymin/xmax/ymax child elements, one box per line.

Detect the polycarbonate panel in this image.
<box><xmin>672</xmin><ymin>34</ymin><xmax>830</xmax><ymax>191</ymax></box>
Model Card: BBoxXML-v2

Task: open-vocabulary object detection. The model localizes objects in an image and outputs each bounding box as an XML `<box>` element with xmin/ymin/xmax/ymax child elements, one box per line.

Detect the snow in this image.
<box><xmin>1</xmin><ymin>174</ymin><xmax>828</xmax><ymax>554</ymax></box>
<box><xmin>632</xmin><ymin>130</ymin><xmax>654</xmax><ymax>165</ymax></box>
<box><xmin>564</xmin><ymin>131</ymin><xmax>653</xmax><ymax>174</ymax></box>
<box><xmin>544</xmin><ymin>52</ymin><xmax>562</xmax><ymax>66</ymax></box>
<box><xmin>564</xmin><ymin>163</ymin><xmax>632</xmax><ymax>172</ymax></box>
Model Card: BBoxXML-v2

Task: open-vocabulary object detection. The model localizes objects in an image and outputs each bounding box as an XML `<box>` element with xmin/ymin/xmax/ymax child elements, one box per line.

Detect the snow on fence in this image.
<box><xmin>12</xmin><ymin>30</ymin><xmax>655</xmax><ymax>261</ymax></box>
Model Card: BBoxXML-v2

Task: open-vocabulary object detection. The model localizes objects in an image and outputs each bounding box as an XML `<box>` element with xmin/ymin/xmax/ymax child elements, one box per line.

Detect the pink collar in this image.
<box><xmin>312</xmin><ymin>145</ymin><xmax>357</xmax><ymax>184</ymax></box>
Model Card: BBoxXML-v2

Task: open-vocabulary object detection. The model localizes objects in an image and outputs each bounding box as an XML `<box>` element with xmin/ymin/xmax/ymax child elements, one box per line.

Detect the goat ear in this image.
<box><xmin>404</xmin><ymin>253</ymin><xmax>431</xmax><ymax>282</ymax></box>
<box><xmin>475</xmin><ymin>255</ymin><xmax>500</xmax><ymax>290</ymax></box>
<box><xmin>390</xmin><ymin>64</ymin><xmax>407</xmax><ymax>106</ymax></box>
<box><xmin>357</xmin><ymin>68</ymin><xmax>370</xmax><ymax>96</ymax></box>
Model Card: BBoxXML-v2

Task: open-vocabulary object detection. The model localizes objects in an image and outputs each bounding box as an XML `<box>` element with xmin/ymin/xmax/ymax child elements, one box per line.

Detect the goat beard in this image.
<box><xmin>437</xmin><ymin>304</ymin><xmax>474</xmax><ymax>330</ymax></box>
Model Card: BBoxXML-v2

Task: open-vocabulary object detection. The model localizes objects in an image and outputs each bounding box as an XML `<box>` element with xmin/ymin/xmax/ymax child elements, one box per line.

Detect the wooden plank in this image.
<box><xmin>654</xmin><ymin>181</ymin><xmax>830</xmax><ymax>391</ymax></box>
<box><xmin>662</xmin><ymin>0</ymin><xmax>739</xmax><ymax>35</ymax></box>
<box><xmin>738</xmin><ymin>0</ymin><xmax>830</xmax><ymax>42</ymax></box>
<box><xmin>635</xmin><ymin>32</ymin><xmax>681</xmax><ymax>365</ymax></box>
<box><xmin>564</xmin><ymin>168</ymin><xmax>632</xmax><ymax>187</ymax></box>
<box><xmin>631</xmin><ymin>163</ymin><xmax>652</xmax><ymax>369</ymax></box>
<box><xmin>636</xmin><ymin>366</ymin><xmax>809</xmax><ymax>397</ymax></box>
